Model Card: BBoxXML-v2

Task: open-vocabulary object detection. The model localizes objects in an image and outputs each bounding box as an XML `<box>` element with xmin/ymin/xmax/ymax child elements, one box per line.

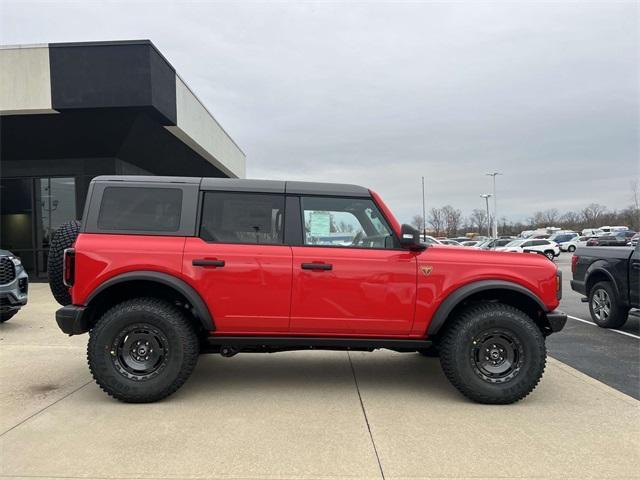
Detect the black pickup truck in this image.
<box><xmin>571</xmin><ymin>245</ymin><xmax>640</xmax><ymax>328</ymax></box>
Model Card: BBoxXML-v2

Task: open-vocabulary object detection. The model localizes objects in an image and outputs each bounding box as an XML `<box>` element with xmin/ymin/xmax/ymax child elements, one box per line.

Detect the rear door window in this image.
<box><xmin>98</xmin><ymin>187</ymin><xmax>183</xmax><ymax>232</ymax></box>
<box><xmin>200</xmin><ymin>192</ymin><xmax>285</xmax><ymax>244</ymax></box>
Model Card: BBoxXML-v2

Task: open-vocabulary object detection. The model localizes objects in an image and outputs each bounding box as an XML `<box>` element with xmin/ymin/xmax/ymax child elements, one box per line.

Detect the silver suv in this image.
<box><xmin>0</xmin><ymin>249</ymin><xmax>28</xmax><ymax>322</ymax></box>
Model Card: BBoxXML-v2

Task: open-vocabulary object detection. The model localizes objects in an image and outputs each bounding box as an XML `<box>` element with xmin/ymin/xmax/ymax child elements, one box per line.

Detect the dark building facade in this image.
<box><xmin>0</xmin><ymin>40</ymin><xmax>246</xmax><ymax>277</ymax></box>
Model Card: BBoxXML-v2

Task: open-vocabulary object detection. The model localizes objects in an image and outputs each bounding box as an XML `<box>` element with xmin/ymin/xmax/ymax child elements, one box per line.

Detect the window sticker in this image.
<box><xmin>309</xmin><ymin>211</ymin><xmax>331</xmax><ymax>237</ymax></box>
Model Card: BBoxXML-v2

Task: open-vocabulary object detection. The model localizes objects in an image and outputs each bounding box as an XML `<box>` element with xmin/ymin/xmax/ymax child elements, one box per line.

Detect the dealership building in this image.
<box><xmin>0</xmin><ymin>40</ymin><xmax>246</xmax><ymax>277</ymax></box>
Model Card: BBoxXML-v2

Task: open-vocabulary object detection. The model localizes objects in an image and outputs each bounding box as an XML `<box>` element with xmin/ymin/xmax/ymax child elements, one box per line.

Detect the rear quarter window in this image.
<box><xmin>98</xmin><ymin>187</ymin><xmax>183</xmax><ymax>232</ymax></box>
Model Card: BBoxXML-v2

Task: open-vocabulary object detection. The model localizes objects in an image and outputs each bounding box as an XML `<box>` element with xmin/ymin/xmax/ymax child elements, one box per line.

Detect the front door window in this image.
<box><xmin>301</xmin><ymin>196</ymin><xmax>395</xmax><ymax>249</ymax></box>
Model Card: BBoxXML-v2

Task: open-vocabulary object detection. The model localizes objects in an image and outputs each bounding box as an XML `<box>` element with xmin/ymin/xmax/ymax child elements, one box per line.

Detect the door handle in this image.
<box><xmin>192</xmin><ymin>259</ymin><xmax>225</xmax><ymax>267</ymax></box>
<box><xmin>301</xmin><ymin>262</ymin><xmax>332</xmax><ymax>271</ymax></box>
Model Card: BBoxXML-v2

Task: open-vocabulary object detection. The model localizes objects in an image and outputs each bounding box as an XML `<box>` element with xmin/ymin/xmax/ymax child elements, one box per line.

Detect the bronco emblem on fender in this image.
<box><xmin>420</xmin><ymin>265</ymin><xmax>433</xmax><ymax>277</ymax></box>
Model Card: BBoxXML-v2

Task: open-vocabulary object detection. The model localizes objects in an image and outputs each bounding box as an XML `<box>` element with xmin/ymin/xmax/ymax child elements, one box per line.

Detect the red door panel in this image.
<box><xmin>290</xmin><ymin>247</ymin><xmax>417</xmax><ymax>335</ymax></box>
<box><xmin>183</xmin><ymin>238</ymin><xmax>292</xmax><ymax>333</ymax></box>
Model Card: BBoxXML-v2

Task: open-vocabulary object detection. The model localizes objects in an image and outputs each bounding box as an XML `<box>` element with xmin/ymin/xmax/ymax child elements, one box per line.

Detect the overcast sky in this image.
<box><xmin>1</xmin><ymin>1</ymin><xmax>638</xmax><ymax>223</ymax></box>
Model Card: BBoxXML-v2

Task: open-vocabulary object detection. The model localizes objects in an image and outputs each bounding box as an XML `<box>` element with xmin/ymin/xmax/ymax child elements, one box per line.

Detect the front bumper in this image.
<box><xmin>545</xmin><ymin>310</ymin><xmax>568</xmax><ymax>333</ymax></box>
<box><xmin>0</xmin><ymin>271</ymin><xmax>29</xmax><ymax>312</ymax></box>
<box><xmin>56</xmin><ymin>305</ymin><xmax>89</xmax><ymax>335</ymax></box>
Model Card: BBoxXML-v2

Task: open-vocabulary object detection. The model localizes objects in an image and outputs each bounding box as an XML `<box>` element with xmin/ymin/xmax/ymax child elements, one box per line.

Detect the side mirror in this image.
<box><xmin>400</xmin><ymin>224</ymin><xmax>426</xmax><ymax>251</ymax></box>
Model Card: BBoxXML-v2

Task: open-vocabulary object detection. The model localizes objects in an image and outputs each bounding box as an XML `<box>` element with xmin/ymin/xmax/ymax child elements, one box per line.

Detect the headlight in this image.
<box><xmin>9</xmin><ymin>256</ymin><xmax>21</xmax><ymax>267</ymax></box>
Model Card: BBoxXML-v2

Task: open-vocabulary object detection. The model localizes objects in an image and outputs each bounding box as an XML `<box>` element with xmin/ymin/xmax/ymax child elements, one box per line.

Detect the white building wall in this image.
<box><xmin>167</xmin><ymin>76</ymin><xmax>246</xmax><ymax>178</ymax></box>
<box><xmin>0</xmin><ymin>45</ymin><xmax>56</xmax><ymax>115</ymax></box>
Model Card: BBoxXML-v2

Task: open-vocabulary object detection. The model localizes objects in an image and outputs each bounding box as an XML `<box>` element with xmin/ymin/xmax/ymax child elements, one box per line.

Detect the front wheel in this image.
<box><xmin>588</xmin><ymin>281</ymin><xmax>628</xmax><ymax>328</ymax></box>
<box><xmin>439</xmin><ymin>303</ymin><xmax>546</xmax><ymax>404</ymax></box>
<box><xmin>88</xmin><ymin>298</ymin><xmax>200</xmax><ymax>403</ymax></box>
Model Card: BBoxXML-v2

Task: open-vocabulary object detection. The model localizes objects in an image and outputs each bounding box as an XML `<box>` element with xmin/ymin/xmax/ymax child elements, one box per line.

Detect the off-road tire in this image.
<box><xmin>48</xmin><ymin>220</ymin><xmax>81</xmax><ymax>306</ymax></box>
<box><xmin>88</xmin><ymin>298</ymin><xmax>199</xmax><ymax>403</ymax></box>
<box><xmin>588</xmin><ymin>281</ymin><xmax>628</xmax><ymax>329</ymax></box>
<box><xmin>0</xmin><ymin>310</ymin><xmax>17</xmax><ymax>323</ymax></box>
<box><xmin>439</xmin><ymin>303</ymin><xmax>546</xmax><ymax>404</ymax></box>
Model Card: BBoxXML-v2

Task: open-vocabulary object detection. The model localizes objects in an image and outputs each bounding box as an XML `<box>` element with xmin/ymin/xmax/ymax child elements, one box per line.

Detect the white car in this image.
<box><xmin>420</xmin><ymin>235</ymin><xmax>442</xmax><ymax>245</ymax></box>
<box><xmin>561</xmin><ymin>235</ymin><xmax>592</xmax><ymax>252</ymax></box>
<box><xmin>495</xmin><ymin>239</ymin><xmax>560</xmax><ymax>261</ymax></box>
<box><xmin>549</xmin><ymin>232</ymin><xmax>578</xmax><ymax>252</ymax></box>
<box><xmin>460</xmin><ymin>240</ymin><xmax>481</xmax><ymax>247</ymax></box>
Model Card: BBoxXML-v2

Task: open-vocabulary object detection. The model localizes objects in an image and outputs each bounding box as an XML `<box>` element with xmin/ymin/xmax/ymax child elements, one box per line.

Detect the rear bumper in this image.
<box><xmin>56</xmin><ymin>305</ymin><xmax>89</xmax><ymax>335</ymax></box>
<box><xmin>546</xmin><ymin>310</ymin><xmax>567</xmax><ymax>333</ymax></box>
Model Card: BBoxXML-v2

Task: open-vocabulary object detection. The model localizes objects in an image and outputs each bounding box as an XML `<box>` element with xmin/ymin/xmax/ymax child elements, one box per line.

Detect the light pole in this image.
<box><xmin>485</xmin><ymin>172</ymin><xmax>502</xmax><ymax>237</ymax></box>
<box><xmin>421</xmin><ymin>176</ymin><xmax>426</xmax><ymax>237</ymax></box>
<box><xmin>480</xmin><ymin>194</ymin><xmax>492</xmax><ymax>238</ymax></box>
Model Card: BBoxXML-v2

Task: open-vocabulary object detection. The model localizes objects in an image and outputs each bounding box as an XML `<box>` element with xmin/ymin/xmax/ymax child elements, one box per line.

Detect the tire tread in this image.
<box><xmin>87</xmin><ymin>297</ymin><xmax>199</xmax><ymax>403</ymax></box>
<box><xmin>439</xmin><ymin>302</ymin><xmax>546</xmax><ymax>404</ymax></box>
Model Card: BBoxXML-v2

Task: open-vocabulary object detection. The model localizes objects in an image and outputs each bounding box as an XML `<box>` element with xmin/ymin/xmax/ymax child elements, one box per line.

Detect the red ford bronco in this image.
<box><xmin>50</xmin><ymin>176</ymin><xmax>566</xmax><ymax>404</ymax></box>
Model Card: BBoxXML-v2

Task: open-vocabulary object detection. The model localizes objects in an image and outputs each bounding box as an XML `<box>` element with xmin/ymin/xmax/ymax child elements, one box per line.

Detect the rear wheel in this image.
<box><xmin>439</xmin><ymin>303</ymin><xmax>546</xmax><ymax>404</ymax></box>
<box><xmin>568</xmin><ymin>245</ymin><xmax>576</xmax><ymax>252</ymax></box>
<box><xmin>588</xmin><ymin>281</ymin><xmax>628</xmax><ymax>328</ymax></box>
<box><xmin>544</xmin><ymin>250</ymin><xmax>555</xmax><ymax>261</ymax></box>
<box><xmin>0</xmin><ymin>310</ymin><xmax>17</xmax><ymax>323</ymax></box>
<box><xmin>88</xmin><ymin>298</ymin><xmax>199</xmax><ymax>403</ymax></box>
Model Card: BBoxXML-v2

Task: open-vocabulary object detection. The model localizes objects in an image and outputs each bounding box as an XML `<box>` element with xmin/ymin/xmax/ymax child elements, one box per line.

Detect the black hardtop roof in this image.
<box><xmin>92</xmin><ymin>176</ymin><xmax>370</xmax><ymax>197</ymax></box>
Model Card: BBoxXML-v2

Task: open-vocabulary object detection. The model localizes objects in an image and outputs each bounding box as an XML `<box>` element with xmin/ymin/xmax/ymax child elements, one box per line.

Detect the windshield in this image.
<box><xmin>505</xmin><ymin>239</ymin><xmax>526</xmax><ymax>247</ymax></box>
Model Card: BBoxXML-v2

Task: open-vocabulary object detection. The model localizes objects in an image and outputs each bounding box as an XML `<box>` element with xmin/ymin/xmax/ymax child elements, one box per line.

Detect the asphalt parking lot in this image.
<box><xmin>548</xmin><ymin>252</ymin><xmax>640</xmax><ymax>399</ymax></box>
<box><xmin>1</xmin><ymin>278</ymin><xmax>639</xmax><ymax>479</ymax></box>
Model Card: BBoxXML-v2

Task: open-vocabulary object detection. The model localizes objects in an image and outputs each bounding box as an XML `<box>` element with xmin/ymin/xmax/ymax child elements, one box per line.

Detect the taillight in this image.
<box><xmin>63</xmin><ymin>248</ymin><xmax>75</xmax><ymax>287</ymax></box>
<box><xmin>571</xmin><ymin>254</ymin><xmax>578</xmax><ymax>274</ymax></box>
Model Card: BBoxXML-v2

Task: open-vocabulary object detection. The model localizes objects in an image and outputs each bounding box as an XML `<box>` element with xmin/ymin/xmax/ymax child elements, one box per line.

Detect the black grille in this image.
<box><xmin>0</xmin><ymin>257</ymin><xmax>16</xmax><ymax>285</ymax></box>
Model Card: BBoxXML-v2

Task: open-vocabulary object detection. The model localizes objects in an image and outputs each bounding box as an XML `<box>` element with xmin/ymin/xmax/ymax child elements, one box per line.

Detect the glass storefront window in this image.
<box><xmin>0</xmin><ymin>176</ymin><xmax>76</xmax><ymax>277</ymax></box>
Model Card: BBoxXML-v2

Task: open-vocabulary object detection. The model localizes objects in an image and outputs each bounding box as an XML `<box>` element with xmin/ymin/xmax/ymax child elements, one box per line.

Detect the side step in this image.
<box><xmin>203</xmin><ymin>336</ymin><xmax>432</xmax><ymax>356</ymax></box>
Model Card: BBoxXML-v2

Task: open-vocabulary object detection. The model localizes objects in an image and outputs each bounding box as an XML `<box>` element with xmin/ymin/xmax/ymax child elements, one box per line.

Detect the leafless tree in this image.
<box><xmin>441</xmin><ymin>205</ymin><xmax>462</xmax><ymax>237</ymax></box>
<box><xmin>428</xmin><ymin>207</ymin><xmax>445</xmax><ymax>236</ymax></box>
<box><xmin>533</xmin><ymin>209</ymin><xmax>559</xmax><ymax>226</ymax></box>
<box><xmin>469</xmin><ymin>209</ymin><xmax>487</xmax><ymax>233</ymax></box>
<box><xmin>581</xmin><ymin>203</ymin><xmax>607</xmax><ymax>225</ymax></box>
<box><xmin>411</xmin><ymin>214</ymin><xmax>424</xmax><ymax>232</ymax></box>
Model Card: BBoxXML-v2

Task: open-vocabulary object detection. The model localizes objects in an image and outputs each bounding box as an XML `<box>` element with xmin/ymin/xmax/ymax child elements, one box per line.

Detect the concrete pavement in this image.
<box><xmin>1</xmin><ymin>284</ymin><xmax>638</xmax><ymax>479</ymax></box>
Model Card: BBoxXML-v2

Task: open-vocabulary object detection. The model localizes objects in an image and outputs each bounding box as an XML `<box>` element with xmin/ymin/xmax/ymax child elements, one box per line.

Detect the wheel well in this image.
<box><xmin>585</xmin><ymin>271</ymin><xmax>612</xmax><ymax>296</ymax></box>
<box><xmin>83</xmin><ymin>280</ymin><xmax>206</xmax><ymax>336</ymax></box>
<box><xmin>435</xmin><ymin>288</ymin><xmax>551</xmax><ymax>338</ymax></box>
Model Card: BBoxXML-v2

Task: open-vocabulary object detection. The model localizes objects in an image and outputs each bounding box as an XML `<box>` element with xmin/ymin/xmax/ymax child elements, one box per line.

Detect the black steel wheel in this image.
<box><xmin>470</xmin><ymin>329</ymin><xmax>523</xmax><ymax>384</ymax></box>
<box><xmin>111</xmin><ymin>323</ymin><xmax>169</xmax><ymax>381</ymax></box>
<box><xmin>88</xmin><ymin>297</ymin><xmax>199</xmax><ymax>403</ymax></box>
<box><xmin>439</xmin><ymin>303</ymin><xmax>546</xmax><ymax>404</ymax></box>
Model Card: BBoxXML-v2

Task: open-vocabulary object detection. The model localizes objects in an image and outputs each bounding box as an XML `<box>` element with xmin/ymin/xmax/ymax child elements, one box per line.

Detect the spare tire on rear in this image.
<box><xmin>48</xmin><ymin>220</ymin><xmax>81</xmax><ymax>306</ymax></box>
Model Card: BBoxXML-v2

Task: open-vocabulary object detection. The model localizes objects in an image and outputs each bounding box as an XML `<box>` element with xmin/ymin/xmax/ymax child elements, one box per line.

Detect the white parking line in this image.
<box><xmin>567</xmin><ymin>315</ymin><xmax>640</xmax><ymax>340</ymax></box>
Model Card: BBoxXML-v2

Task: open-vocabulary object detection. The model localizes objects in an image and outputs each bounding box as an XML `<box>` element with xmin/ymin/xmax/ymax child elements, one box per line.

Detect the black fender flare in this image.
<box><xmin>584</xmin><ymin>264</ymin><xmax>620</xmax><ymax>298</ymax></box>
<box><xmin>85</xmin><ymin>271</ymin><xmax>214</xmax><ymax>331</ymax></box>
<box><xmin>427</xmin><ymin>280</ymin><xmax>547</xmax><ymax>335</ymax></box>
